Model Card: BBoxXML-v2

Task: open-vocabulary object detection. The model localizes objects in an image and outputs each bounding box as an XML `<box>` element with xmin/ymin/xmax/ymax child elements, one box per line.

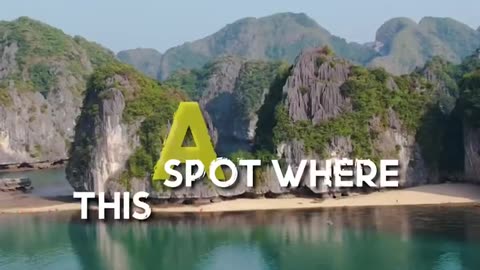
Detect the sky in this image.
<box><xmin>1</xmin><ymin>0</ymin><xmax>479</xmax><ymax>53</ymax></box>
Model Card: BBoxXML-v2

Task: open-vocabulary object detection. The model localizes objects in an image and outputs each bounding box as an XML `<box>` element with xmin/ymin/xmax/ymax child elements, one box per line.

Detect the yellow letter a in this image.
<box><xmin>152</xmin><ymin>102</ymin><xmax>224</xmax><ymax>181</ymax></box>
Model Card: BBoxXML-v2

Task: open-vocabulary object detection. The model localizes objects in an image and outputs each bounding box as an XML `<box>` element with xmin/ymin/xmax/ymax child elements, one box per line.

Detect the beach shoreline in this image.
<box><xmin>1</xmin><ymin>183</ymin><xmax>479</xmax><ymax>215</ymax></box>
<box><xmin>0</xmin><ymin>160</ymin><xmax>67</xmax><ymax>173</ymax></box>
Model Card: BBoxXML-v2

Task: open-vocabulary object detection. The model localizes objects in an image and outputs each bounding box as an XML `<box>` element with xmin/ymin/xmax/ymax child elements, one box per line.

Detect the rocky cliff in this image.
<box><xmin>273</xmin><ymin>47</ymin><xmax>434</xmax><ymax>187</ymax></box>
<box><xmin>66</xmin><ymin>62</ymin><xmax>288</xmax><ymax>200</ymax></box>
<box><xmin>458</xmin><ymin>53</ymin><xmax>480</xmax><ymax>183</ymax></box>
<box><xmin>0</xmin><ymin>17</ymin><xmax>114</xmax><ymax>164</ymax></box>
<box><xmin>66</xmin><ymin>63</ymin><xmax>184</xmax><ymax>193</ymax></box>
<box><xmin>68</xmin><ymin>47</ymin><xmax>448</xmax><ymax>200</ymax></box>
<box><xmin>165</xmin><ymin>56</ymin><xmax>286</xmax><ymax>155</ymax></box>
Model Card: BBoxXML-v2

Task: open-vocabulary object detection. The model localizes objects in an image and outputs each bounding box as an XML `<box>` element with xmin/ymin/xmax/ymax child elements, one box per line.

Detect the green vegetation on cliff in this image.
<box><xmin>74</xmin><ymin>63</ymin><xmax>185</xmax><ymax>188</ymax></box>
<box><xmin>459</xmin><ymin>70</ymin><xmax>480</xmax><ymax>127</ymax></box>
<box><xmin>29</xmin><ymin>63</ymin><xmax>56</xmax><ymax>97</ymax></box>
<box><xmin>273</xmin><ymin>66</ymin><xmax>433</xmax><ymax>161</ymax></box>
<box><xmin>0</xmin><ymin>17</ymin><xmax>114</xmax><ymax>97</ymax></box>
<box><xmin>407</xmin><ymin>51</ymin><xmax>480</xmax><ymax>172</ymax></box>
<box><xmin>235</xmin><ymin>61</ymin><xmax>285</xmax><ymax>119</ymax></box>
<box><xmin>164</xmin><ymin>61</ymin><xmax>219</xmax><ymax>100</ymax></box>
<box><xmin>254</xmin><ymin>64</ymin><xmax>292</xmax><ymax>153</ymax></box>
<box><xmin>428</xmin><ymin>59</ymin><xmax>459</xmax><ymax>113</ymax></box>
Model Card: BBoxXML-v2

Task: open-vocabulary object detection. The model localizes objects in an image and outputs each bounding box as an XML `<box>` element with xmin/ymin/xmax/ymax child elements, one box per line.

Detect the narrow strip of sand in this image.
<box><xmin>153</xmin><ymin>183</ymin><xmax>480</xmax><ymax>213</ymax></box>
<box><xmin>1</xmin><ymin>183</ymin><xmax>479</xmax><ymax>214</ymax></box>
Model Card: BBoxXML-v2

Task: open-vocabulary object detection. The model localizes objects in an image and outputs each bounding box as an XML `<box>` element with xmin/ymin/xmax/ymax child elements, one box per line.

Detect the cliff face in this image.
<box><xmin>166</xmin><ymin>56</ymin><xmax>285</xmax><ymax>155</ymax></box>
<box><xmin>66</xmin><ymin>63</ymin><xmax>183</xmax><ymax>193</ymax></box>
<box><xmin>459</xmin><ymin>53</ymin><xmax>480</xmax><ymax>183</ymax></box>
<box><xmin>196</xmin><ymin>57</ymin><xmax>244</xmax><ymax>154</ymax></box>
<box><xmin>275</xmin><ymin>47</ymin><xmax>433</xmax><ymax>187</ymax></box>
<box><xmin>283</xmin><ymin>48</ymin><xmax>351</xmax><ymax>124</ymax></box>
<box><xmin>0</xmin><ymin>69</ymin><xmax>79</xmax><ymax>163</ymax></box>
<box><xmin>66</xmin><ymin>75</ymin><xmax>137</xmax><ymax>192</ymax></box>
<box><xmin>68</xmin><ymin>47</ymin><xmax>444</xmax><ymax>200</ymax></box>
<box><xmin>66</xmin><ymin>62</ymin><xmax>287</xmax><ymax>200</ymax></box>
<box><xmin>0</xmin><ymin>17</ymin><xmax>114</xmax><ymax>164</ymax></box>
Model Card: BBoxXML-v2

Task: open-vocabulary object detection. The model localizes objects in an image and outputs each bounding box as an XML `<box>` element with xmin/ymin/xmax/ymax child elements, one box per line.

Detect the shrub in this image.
<box><xmin>29</xmin><ymin>63</ymin><xmax>56</xmax><ymax>97</ymax></box>
<box><xmin>0</xmin><ymin>90</ymin><xmax>12</xmax><ymax>106</ymax></box>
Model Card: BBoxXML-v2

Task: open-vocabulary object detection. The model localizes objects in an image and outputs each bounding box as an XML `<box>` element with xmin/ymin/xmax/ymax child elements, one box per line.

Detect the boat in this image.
<box><xmin>0</xmin><ymin>178</ymin><xmax>33</xmax><ymax>192</ymax></box>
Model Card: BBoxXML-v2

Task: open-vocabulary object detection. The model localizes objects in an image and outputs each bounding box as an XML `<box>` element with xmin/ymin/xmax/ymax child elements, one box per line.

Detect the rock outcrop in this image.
<box><xmin>66</xmin><ymin>75</ymin><xmax>138</xmax><ymax>192</ymax></box>
<box><xmin>284</xmin><ymin>48</ymin><xmax>351</xmax><ymax>124</ymax></box>
<box><xmin>66</xmin><ymin>63</ymin><xmax>183</xmax><ymax>193</ymax></box>
<box><xmin>458</xmin><ymin>52</ymin><xmax>480</xmax><ymax>183</ymax></box>
<box><xmin>276</xmin><ymin>47</ymin><xmax>433</xmax><ymax>188</ymax></box>
<box><xmin>166</xmin><ymin>56</ymin><xmax>285</xmax><ymax>155</ymax></box>
<box><xmin>68</xmin><ymin>47</ymin><xmax>444</xmax><ymax>201</ymax></box>
<box><xmin>0</xmin><ymin>17</ymin><xmax>114</xmax><ymax>164</ymax></box>
<box><xmin>66</xmin><ymin>62</ymin><xmax>286</xmax><ymax>200</ymax></box>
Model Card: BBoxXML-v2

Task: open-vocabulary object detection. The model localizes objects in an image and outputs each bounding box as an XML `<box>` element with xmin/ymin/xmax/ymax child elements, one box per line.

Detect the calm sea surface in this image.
<box><xmin>0</xmin><ymin>169</ymin><xmax>479</xmax><ymax>270</ymax></box>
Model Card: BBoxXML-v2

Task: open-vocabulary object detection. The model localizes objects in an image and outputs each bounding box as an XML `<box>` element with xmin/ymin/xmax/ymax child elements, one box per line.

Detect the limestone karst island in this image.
<box><xmin>1</xmin><ymin>1</ymin><xmax>480</xmax><ymax>269</ymax></box>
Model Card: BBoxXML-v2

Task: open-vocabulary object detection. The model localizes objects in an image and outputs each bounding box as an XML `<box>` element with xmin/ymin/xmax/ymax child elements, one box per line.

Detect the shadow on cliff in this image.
<box><xmin>416</xmin><ymin>103</ymin><xmax>465</xmax><ymax>180</ymax></box>
<box><xmin>253</xmin><ymin>65</ymin><xmax>291</xmax><ymax>153</ymax></box>
<box><xmin>205</xmin><ymin>92</ymin><xmax>251</xmax><ymax>156</ymax></box>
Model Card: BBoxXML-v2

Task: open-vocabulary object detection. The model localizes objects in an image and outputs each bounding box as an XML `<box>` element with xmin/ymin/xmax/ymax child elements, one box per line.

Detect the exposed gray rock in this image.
<box><xmin>198</xmin><ymin>57</ymin><xmax>280</xmax><ymax>155</ymax></box>
<box><xmin>0</xmin><ymin>87</ymin><xmax>76</xmax><ymax>164</ymax></box>
<box><xmin>199</xmin><ymin>57</ymin><xmax>244</xmax><ymax>154</ymax></box>
<box><xmin>66</xmin><ymin>75</ymin><xmax>140</xmax><ymax>192</ymax></box>
<box><xmin>0</xmin><ymin>18</ymin><xmax>114</xmax><ymax>165</ymax></box>
<box><xmin>0</xmin><ymin>42</ymin><xmax>18</xmax><ymax>80</ymax></box>
<box><xmin>284</xmin><ymin>48</ymin><xmax>351</xmax><ymax>124</ymax></box>
<box><xmin>69</xmin><ymin>46</ymin><xmax>445</xmax><ymax>201</ymax></box>
<box><xmin>278</xmin><ymin>48</ymin><xmax>432</xmax><ymax>188</ymax></box>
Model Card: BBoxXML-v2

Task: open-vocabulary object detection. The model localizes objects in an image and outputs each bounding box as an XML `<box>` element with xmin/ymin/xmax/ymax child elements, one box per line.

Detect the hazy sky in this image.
<box><xmin>1</xmin><ymin>0</ymin><xmax>479</xmax><ymax>53</ymax></box>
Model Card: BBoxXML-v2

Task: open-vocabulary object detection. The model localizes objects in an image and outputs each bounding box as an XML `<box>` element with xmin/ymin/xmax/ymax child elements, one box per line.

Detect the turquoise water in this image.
<box><xmin>0</xmin><ymin>206</ymin><xmax>479</xmax><ymax>270</ymax></box>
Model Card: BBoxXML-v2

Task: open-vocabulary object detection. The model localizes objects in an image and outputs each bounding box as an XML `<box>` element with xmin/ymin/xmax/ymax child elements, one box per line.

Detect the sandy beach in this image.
<box><xmin>0</xmin><ymin>183</ymin><xmax>479</xmax><ymax>214</ymax></box>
